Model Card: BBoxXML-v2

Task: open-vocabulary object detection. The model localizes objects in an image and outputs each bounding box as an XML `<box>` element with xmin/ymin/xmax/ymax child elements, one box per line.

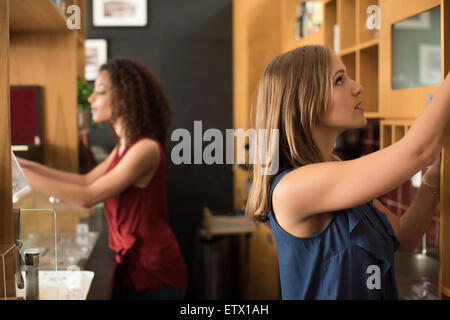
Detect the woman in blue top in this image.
<box><xmin>246</xmin><ymin>45</ymin><xmax>450</xmax><ymax>300</ymax></box>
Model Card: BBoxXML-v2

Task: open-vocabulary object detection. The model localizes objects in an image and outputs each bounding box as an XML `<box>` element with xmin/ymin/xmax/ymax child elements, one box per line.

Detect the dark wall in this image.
<box><xmin>86</xmin><ymin>0</ymin><xmax>233</xmax><ymax>297</ymax></box>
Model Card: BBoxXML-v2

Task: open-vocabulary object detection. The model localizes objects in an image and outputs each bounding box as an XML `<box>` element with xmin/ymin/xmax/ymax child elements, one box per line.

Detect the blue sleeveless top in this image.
<box><xmin>268</xmin><ymin>168</ymin><xmax>400</xmax><ymax>300</ymax></box>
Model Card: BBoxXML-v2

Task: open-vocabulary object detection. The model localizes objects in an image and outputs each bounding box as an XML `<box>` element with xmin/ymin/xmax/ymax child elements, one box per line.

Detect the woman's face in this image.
<box><xmin>321</xmin><ymin>53</ymin><xmax>366</xmax><ymax>130</ymax></box>
<box><xmin>88</xmin><ymin>70</ymin><xmax>113</xmax><ymax>123</ymax></box>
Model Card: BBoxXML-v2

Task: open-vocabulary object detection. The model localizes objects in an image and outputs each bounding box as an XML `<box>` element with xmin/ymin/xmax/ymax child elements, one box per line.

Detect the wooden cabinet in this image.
<box><xmin>0</xmin><ymin>0</ymin><xmax>86</xmax><ymax>298</ymax></box>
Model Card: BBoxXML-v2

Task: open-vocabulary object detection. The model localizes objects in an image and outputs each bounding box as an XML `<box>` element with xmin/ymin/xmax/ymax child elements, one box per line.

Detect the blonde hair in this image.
<box><xmin>246</xmin><ymin>45</ymin><xmax>339</xmax><ymax>222</ymax></box>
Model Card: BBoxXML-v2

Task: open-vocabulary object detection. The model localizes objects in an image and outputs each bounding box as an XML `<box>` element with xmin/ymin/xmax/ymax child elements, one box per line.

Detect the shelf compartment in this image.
<box><xmin>380</xmin><ymin>124</ymin><xmax>392</xmax><ymax>149</ymax></box>
<box><xmin>338</xmin><ymin>0</ymin><xmax>356</xmax><ymax>51</ymax></box>
<box><xmin>10</xmin><ymin>0</ymin><xmax>67</xmax><ymax>32</ymax></box>
<box><xmin>359</xmin><ymin>43</ymin><xmax>378</xmax><ymax>113</ymax></box>
<box><xmin>393</xmin><ymin>125</ymin><xmax>405</xmax><ymax>143</ymax></box>
<box><xmin>358</xmin><ymin>0</ymin><xmax>380</xmax><ymax>43</ymax></box>
<box><xmin>324</xmin><ymin>0</ymin><xmax>337</xmax><ymax>50</ymax></box>
<box><xmin>340</xmin><ymin>51</ymin><xmax>356</xmax><ymax>81</ymax></box>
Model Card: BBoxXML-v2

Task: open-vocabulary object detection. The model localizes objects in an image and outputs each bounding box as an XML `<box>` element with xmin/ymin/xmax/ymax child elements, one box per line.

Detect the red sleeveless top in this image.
<box><xmin>103</xmin><ymin>137</ymin><xmax>188</xmax><ymax>292</ymax></box>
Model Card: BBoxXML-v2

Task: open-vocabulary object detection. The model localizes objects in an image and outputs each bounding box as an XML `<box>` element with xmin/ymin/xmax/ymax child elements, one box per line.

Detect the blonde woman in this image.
<box><xmin>247</xmin><ymin>45</ymin><xmax>449</xmax><ymax>300</ymax></box>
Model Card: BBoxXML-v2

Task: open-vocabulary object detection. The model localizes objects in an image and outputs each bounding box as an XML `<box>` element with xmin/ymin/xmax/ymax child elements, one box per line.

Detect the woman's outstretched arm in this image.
<box><xmin>21</xmin><ymin>139</ymin><xmax>159</xmax><ymax>208</ymax></box>
<box><xmin>17</xmin><ymin>146</ymin><xmax>117</xmax><ymax>186</ymax></box>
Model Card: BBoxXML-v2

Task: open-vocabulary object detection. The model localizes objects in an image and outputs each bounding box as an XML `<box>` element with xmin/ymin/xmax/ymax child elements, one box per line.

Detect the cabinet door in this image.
<box><xmin>379</xmin><ymin>0</ymin><xmax>441</xmax><ymax>118</ymax></box>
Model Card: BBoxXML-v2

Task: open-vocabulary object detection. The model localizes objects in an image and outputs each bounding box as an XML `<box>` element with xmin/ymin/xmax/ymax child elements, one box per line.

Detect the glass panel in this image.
<box><xmin>392</xmin><ymin>6</ymin><xmax>441</xmax><ymax>90</ymax></box>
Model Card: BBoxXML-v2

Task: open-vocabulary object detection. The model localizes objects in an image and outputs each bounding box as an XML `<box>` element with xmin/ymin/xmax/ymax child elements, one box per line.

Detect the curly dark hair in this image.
<box><xmin>99</xmin><ymin>58</ymin><xmax>171</xmax><ymax>148</ymax></box>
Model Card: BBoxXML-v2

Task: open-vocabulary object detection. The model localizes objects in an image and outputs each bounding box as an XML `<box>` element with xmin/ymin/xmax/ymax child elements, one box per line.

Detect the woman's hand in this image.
<box><xmin>16</xmin><ymin>156</ymin><xmax>34</xmax><ymax>169</ymax></box>
<box><xmin>423</xmin><ymin>151</ymin><xmax>441</xmax><ymax>186</ymax></box>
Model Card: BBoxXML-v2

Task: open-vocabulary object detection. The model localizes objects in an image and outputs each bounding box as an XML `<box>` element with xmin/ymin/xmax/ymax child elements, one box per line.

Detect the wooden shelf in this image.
<box><xmin>364</xmin><ymin>112</ymin><xmax>382</xmax><ymax>119</ymax></box>
<box><xmin>10</xmin><ymin>0</ymin><xmax>67</xmax><ymax>32</ymax></box>
<box><xmin>358</xmin><ymin>38</ymin><xmax>379</xmax><ymax>51</ymax></box>
<box><xmin>337</xmin><ymin>45</ymin><xmax>357</xmax><ymax>56</ymax></box>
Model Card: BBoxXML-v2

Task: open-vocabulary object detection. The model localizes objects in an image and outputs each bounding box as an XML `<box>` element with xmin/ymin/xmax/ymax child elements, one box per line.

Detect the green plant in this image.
<box><xmin>77</xmin><ymin>77</ymin><xmax>101</xmax><ymax>128</ymax></box>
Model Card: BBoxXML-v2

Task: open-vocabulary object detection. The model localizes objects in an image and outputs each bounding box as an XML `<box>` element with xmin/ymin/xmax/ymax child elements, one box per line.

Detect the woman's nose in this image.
<box><xmin>88</xmin><ymin>93</ymin><xmax>94</xmax><ymax>104</ymax></box>
<box><xmin>352</xmin><ymin>82</ymin><xmax>363</xmax><ymax>96</ymax></box>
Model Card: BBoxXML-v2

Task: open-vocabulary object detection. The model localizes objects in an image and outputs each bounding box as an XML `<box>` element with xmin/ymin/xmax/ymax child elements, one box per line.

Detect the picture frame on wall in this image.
<box><xmin>93</xmin><ymin>0</ymin><xmax>148</xmax><ymax>27</ymax></box>
<box><xmin>85</xmin><ymin>39</ymin><xmax>108</xmax><ymax>81</ymax></box>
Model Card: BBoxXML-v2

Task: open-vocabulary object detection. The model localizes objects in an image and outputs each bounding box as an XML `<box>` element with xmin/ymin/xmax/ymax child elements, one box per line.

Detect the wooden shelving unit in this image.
<box><xmin>0</xmin><ymin>0</ymin><xmax>87</xmax><ymax>298</ymax></box>
<box><xmin>379</xmin><ymin>119</ymin><xmax>413</xmax><ymax>149</ymax></box>
<box><xmin>323</xmin><ymin>0</ymin><xmax>381</xmax><ymax>118</ymax></box>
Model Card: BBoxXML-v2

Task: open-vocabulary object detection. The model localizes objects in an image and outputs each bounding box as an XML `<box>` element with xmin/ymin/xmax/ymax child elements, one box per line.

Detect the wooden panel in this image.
<box><xmin>10</xmin><ymin>32</ymin><xmax>79</xmax><ymax>172</ymax></box>
<box><xmin>439</xmin><ymin>0</ymin><xmax>450</xmax><ymax>301</ymax></box>
<box><xmin>10</xmin><ymin>0</ymin><xmax>67</xmax><ymax>32</ymax></box>
<box><xmin>340</xmin><ymin>51</ymin><xmax>356</xmax><ymax>80</ymax></box>
<box><xmin>233</xmin><ymin>0</ymin><xmax>282</xmax><ymax>210</ymax></box>
<box><xmin>358</xmin><ymin>0</ymin><xmax>380</xmax><ymax>43</ymax></box>
<box><xmin>233</xmin><ymin>0</ymin><xmax>250</xmax><ymax>210</ymax></box>
<box><xmin>379</xmin><ymin>0</ymin><xmax>441</xmax><ymax>118</ymax></box>
<box><xmin>248</xmin><ymin>223</ymin><xmax>280</xmax><ymax>299</ymax></box>
<box><xmin>0</xmin><ymin>0</ymin><xmax>15</xmax><ymax>297</ymax></box>
<box><xmin>338</xmin><ymin>0</ymin><xmax>356</xmax><ymax>50</ymax></box>
<box><xmin>296</xmin><ymin>28</ymin><xmax>324</xmax><ymax>48</ymax></box>
<box><xmin>324</xmin><ymin>0</ymin><xmax>337</xmax><ymax>50</ymax></box>
<box><xmin>360</xmin><ymin>44</ymin><xmax>379</xmax><ymax>113</ymax></box>
<box><xmin>77</xmin><ymin>36</ymin><xmax>85</xmax><ymax>79</ymax></box>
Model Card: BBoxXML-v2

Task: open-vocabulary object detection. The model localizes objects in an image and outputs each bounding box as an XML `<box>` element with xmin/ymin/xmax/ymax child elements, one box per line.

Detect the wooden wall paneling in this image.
<box><xmin>281</xmin><ymin>0</ymin><xmax>298</xmax><ymax>52</ymax></box>
<box><xmin>77</xmin><ymin>35</ymin><xmax>86</xmax><ymax>79</ymax></box>
<box><xmin>338</xmin><ymin>0</ymin><xmax>356</xmax><ymax>51</ymax></box>
<box><xmin>360</xmin><ymin>44</ymin><xmax>379</xmax><ymax>113</ymax></box>
<box><xmin>324</xmin><ymin>0</ymin><xmax>337</xmax><ymax>51</ymax></box>
<box><xmin>247</xmin><ymin>0</ymin><xmax>282</xmax><ymax>119</ymax></box>
<box><xmin>233</xmin><ymin>0</ymin><xmax>250</xmax><ymax>211</ymax></box>
<box><xmin>379</xmin><ymin>0</ymin><xmax>441</xmax><ymax>118</ymax></box>
<box><xmin>232</xmin><ymin>0</ymin><xmax>283</xmax><ymax>211</ymax></box>
<box><xmin>9</xmin><ymin>0</ymin><xmax>66</xmax><ymax>32</ymax></box>
<box><xmin>10</xmin><ymin>32</ymin><xmax>79</xmax><ymax>172</ymax></box>
<box><xmin>439</xmin><ymin>0</ymin><xmax>450</xmax><ymax>300</ymax></box>
<box><xmin>248</xmin><ymin>223</ymin><xmax>280</xmax><ymax>299</ymax></box>
<box><xmin>358</xmin><ymin>0</ymin><xmax>380</xmax><ymax>43</ymax></box>
<box><xmin>0</xmin><ymin>0</ymin><xmax>15</xmax><ymax>298</ymax></box>
<box><xmin>379</xmin><ymin>122</ymin><xmax>391</xmax><ymax>149</ymax></box>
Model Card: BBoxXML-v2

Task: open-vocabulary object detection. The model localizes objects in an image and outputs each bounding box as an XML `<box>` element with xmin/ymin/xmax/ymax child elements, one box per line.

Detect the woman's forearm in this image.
<box><xmin>22</xmin><ymin>167</ymin><xmax>91</xmax><ymax>208</ymax></box>
<box><xmin>397</xmin><ymin>173</ymin><xmax>440</xmax><ymax>253</ymax></box>
<box><xmin>25</xmin><ymin>161</ymin><xmax>87</xmax><ymax>186</ymax></box>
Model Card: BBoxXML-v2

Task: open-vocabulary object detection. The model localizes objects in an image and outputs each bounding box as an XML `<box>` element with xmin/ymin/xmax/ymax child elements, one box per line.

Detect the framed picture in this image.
<box><xmin>93</xmin><ymin>0</ymin><xmax>148</xmax><ymax>27</ymax></box>
<box><xmin>85</xmin><ymin>39</ymin><xmax>108</xmax><ymax>81</ymax></box>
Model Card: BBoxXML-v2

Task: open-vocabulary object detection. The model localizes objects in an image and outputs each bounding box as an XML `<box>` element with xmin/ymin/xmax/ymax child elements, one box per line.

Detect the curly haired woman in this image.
<box><xmin>247</xmin><ymin>46</ymin><xmax>450</xmax><ymax>299</ymax></box>
<box><xmin>18</xmin><ymin>58</ymin><xmax>188</xmax><ymax>300</ymax></box>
